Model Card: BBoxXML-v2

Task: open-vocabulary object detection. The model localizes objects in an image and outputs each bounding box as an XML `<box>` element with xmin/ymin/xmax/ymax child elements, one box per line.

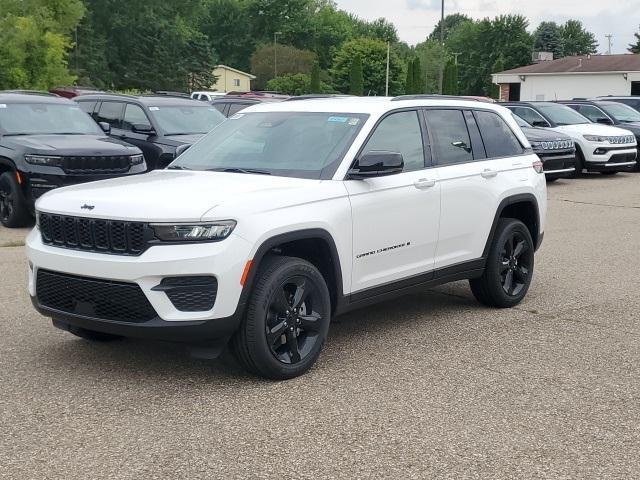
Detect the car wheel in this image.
<box><xmin>232</xmin><ymin>255</ymin><xmax>331</xmax><ymax>380</ymax></box>
<box><xmin>545</xmin><ymin>177</ymin><xmax>558</xmax><ymax>183</ymax></box>
<box><xmin>573</xmin><ymin>148</ymin><xmax>584</xmax><ymax>178</ymax></box>
<box><xmin>470</xmin><ymin>218</ymin><xmax>534</xmax><ymax>308</ymax></box>
<box><xmin>600</xmin><ymin>171</ymin><xmax>617</xmax><ymax>176</ymax></box>
<box><xmin>0</xmin><ymin>172</ymin><xmax>32</xmax><ymax>228</ymax></box>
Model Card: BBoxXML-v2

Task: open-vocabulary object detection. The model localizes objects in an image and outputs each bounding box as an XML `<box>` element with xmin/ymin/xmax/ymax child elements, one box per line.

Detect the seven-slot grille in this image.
<box><xmin>38</xmin><ymin>213</ymin><xmax>151</xmax><ymax>255</ymax></box>
<box><xmin>36</xmin><ymin>269</ymin><xmax>157</xmax><ymax>323</ymax></box>
<box><xmin>61</xmin><ymin>155</ymin><xmax>132</xmax><ymax>175</ymax></box>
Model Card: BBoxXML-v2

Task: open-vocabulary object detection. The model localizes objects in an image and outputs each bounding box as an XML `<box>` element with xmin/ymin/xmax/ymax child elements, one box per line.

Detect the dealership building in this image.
<box><xmin>492</xmin><ymin>54</ymin><xmax>640</xmax><ymax>101</ymax></box>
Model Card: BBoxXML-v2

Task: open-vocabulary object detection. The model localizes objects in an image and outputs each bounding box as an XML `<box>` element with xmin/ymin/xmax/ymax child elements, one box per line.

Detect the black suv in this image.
<box><xmin>512</xmin><ymin>114</ymin><xmax>576</xmax><ymax>180</ymax></box>
<box><xmin>596</xmin><ymin>96</ymin><xmax>640</xmax><ymax>112</ymax></box>
<box><xmin>211</xmin><ymin>94</ymin><xmax>288</xmax><ymax>117</ymax></box>
<box><xmin>0</xmin><ymin>93</ymin><xmax>145</xmax><ymax>228</ymax></box>
<box><xmin>75</xmin><ymin>94</ymin><xmax>225</xmax><ymax>170</ymax></box>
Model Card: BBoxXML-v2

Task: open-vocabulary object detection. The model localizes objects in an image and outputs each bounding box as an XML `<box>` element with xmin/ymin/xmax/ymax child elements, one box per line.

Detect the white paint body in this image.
<box><xmin>27</xmin><ymin>98</ymin><xmax>547</xmax><ymax>322</ymax></box>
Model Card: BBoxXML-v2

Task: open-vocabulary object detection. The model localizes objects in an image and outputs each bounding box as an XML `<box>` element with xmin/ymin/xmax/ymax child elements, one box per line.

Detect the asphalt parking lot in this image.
<box><xmin>1</xmin><ymin>173</ymin><xmax>639</xmax><ymax>479</ymax></box>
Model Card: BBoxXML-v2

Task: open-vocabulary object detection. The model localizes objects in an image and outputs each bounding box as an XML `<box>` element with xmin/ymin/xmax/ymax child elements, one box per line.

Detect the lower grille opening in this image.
<box><xmin>153</xmin><ymin>276</ymin><xmax>218</xmax><ymax>312</ymax></box>
<box><xmin>36</xmin><ymin>269</ymin><xmax>157</xmax><ymax>323</ymax></box>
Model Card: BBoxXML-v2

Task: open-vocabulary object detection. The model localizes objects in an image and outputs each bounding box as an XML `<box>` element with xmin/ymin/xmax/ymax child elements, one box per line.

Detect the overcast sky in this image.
<box><xmin>334</xmin><ymin>0</ymin><xmax>639</xmax><ymax>54</ymax></box>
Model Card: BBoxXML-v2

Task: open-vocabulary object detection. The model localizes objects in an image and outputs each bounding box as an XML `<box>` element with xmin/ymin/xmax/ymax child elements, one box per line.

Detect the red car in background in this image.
<box><xmin>49</xmin><ymin>86</ymin><xmax>103</xmax><ymax>98</ymax></box>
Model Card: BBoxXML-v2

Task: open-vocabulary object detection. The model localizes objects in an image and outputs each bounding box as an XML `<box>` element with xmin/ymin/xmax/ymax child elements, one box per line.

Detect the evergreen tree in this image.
<box><xmin>533</xmin><ymin>22</ymin><xmax>564</xmax><ymax>59</ymax></box>
<box><xmin>310</xmin><ymin>63</ymin><xmax>321</xmax><ymax>93</ymax></box>
<box><xmin>412</xmin><ymin>57</ymin><xmax>424</xmax><ymax>94</ymax></box>
<box><xmin>443</xmin><ymin>60</ymin><xmax>458</xmax><ymax>95</ymax></box>
<box><xmin>349</xmin><ymin>55</ymin><xmax>363</xmax><ymax>96</ymax></box>
<box><xmin>629</xmin><ymin>26</ymin><xmax>640</xmax><ymax>54</ymax></box>
<box><xmin>405</xmin><ymin>59</ymin><xmax>415</xmax><ymax>94</ymax></box>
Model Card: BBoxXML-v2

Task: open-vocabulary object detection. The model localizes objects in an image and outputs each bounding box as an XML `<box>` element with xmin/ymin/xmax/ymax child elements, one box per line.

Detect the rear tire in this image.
<box><xmin>232</xmin><ymin>255</ymin><xmax>331</xmax><ymax>380</ymax></box>
<box><xmin>0</xmin><ymin>171</ymin><xmax>32</xmax><ymax>228</ymax></box>
<box><xmin>573</xmin><ymin>148</ymin><xmax>584</xmax><ymax>178</ymax></box>
<box><xmin>470</xmin><ymin>218</ymin><xmax>534</xmax><ymax>308</ymax></box>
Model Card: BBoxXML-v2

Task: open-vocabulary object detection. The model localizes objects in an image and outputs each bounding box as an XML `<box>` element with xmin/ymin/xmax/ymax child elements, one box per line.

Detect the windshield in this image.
<box><xmin>169</xmin><ymin>111</ymin><xmax>368</xmax><ymax>179</ymax></box>
<box><xmin>0</xmin><ymin>103</ymin><xmax>102</xmax><ymax>135</ymax></box>
<box><xmin>148</xmin><ymin>105</ymin><xmax>225</xmax><ymax>135</ymax></box>
<box><xmin>601</xmin><ymin>103</ymin><xmax>640</xmax><ymax>123</ymax></box>
<box><xmin>512</xmin><ymin>114</ymin><xmax>531</xmax><ymax>128</ymax></box>
<box><xmin>537</xmin><ymin>104</ymin><xmax>591</xmax><ymax>126</ymax></box>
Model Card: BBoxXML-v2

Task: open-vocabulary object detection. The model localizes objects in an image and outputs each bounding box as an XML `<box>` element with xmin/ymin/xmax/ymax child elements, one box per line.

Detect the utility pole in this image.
<box><xmin>385</xmin><ymin>42</ymin><xmax>390</xmax><ymax>96</ymax></box>
<box><xmin>605</xmin><ymin>34</ymin><xmax>613</xmax><ymax>55</ymax></box>
<box><xmin>438</xmin><ymin>0</ymin><xmax>445</xmax><ymax>94</ymax></box>
<box><xmin>274</xmin><ymin>32</ymin><xmax>282</xmax><ymax>78</ymax></box>
<box><xmin>452</xmin><ymin>52</ymin><xmax>461</xmax><ymax>65</ymax></box>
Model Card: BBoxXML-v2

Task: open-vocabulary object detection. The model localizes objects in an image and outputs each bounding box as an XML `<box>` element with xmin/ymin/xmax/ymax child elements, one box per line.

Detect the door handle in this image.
<box><xmin>480</xmin><ymin>169</ymin><xmax>498</xmax><ymax>179</ymax></box>
<box><xmin>414</xmin><ymin>178</ymin><xmax>436</xmax><ymax>189</ymax></box>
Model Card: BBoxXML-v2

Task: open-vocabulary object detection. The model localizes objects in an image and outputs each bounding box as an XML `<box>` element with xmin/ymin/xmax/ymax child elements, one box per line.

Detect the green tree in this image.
<box><xmin>349</xmin><ymin>55</ymin><xmax>363</xmax><ymax>96</ymax></box>
<box><xmin>250</xmin><ymin>43</ymin><xmax>317</xmax><ymax>90</ymax></box>
<box><xmin>405</xmin><ymin>58</ymin><xmax>415</xmax><ymax>94</ymax></box>
<box><xmin>429</xmin><ymin>13</ymin><xmax>472</xmax><ymax>42</ymax></box>
<box><xmin>443</xmin><ymin>59</ymin><xmax>458</xmax><ymax>95</ymax></box>
<box><xmin>630</xmin><ymin>26</ymin><xmax>640</xmax><ymax>54</ymax></box>
<box><xmin>414</xmin><ymin>39</ymin><xmax>445</xmax><ymax>93</ymax></box>
<box><xmin>310</xmin><ymin>63</ymin><xmax>321</xmax><ymax>93</ymax></box>
<box><xmin>310</xmin><ymin>5</ymin><xmax>354</xmax><ymax>69</ymax></box>
<box><xmin>533</xmin><ymin>21</ymin><xmax>564</xmax><ymax>59</ymax></box>
<box><xmin>266</xmin><ymin>72</ymin><xmax>333</xmax><ymax>95</ymax></box>
<box><xmin>332</xmin><ymin>38</ymin><xmax>404</xmax><ymax>95</ymax></box>
<box><xmin>412</xmin><ymin>57</ymin><xmax>424</xmax><ymax>94</ymax></box>
<box><xmin>490</xmin><ymin>57</ymin><xmax>504</xmax><ymax>99</ymax></box>
<box><xmin>559</xmin><ymin>20</ymin><xmax>598</xmax><ymax>55</ymax></box>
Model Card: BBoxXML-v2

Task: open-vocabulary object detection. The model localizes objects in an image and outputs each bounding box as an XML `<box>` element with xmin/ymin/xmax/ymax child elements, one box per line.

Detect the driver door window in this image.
<box><xmin>122</xmin><ymin>104</ymin><xmax>151</xmax><ymax>131</ymax></box>
<box><xmin>509</xmin><ymin>107</ymin><xmax>549</xmax><ymax>127</ymax></box>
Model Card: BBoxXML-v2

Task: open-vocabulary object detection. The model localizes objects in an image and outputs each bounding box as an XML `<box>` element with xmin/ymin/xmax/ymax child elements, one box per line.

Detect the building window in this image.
<box><xmin>233</xmin><ymin>79</ymin><xmax>240</xmax><ymax>87</ymax></box>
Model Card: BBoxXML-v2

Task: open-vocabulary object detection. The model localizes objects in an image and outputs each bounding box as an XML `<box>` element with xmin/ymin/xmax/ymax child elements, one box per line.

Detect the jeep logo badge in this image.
<box><xmin>81</xmin><ymin>204</ymin><xmax>95</xmax><ymax>210</ymax></box>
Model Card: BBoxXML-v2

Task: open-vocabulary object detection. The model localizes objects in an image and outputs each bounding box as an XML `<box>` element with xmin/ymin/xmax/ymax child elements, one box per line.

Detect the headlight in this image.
<box><xmin>24</xmin><ymin>155</ymin><xmax>63</xmax><ymax>167</ymax></box>
<box><xmin>152</xmin><ymin>221</ymin><xmax>236</xmax><ymax>242</ymax></box>
<box><xmin>583</xmin><ymin>135</ymin><xmax>608</xmax><ymax>143</ymax></box>
<box><xmin>130</xmin><ymin>154</ymin><xmax>144</xmax><ymax>165</ymax></box>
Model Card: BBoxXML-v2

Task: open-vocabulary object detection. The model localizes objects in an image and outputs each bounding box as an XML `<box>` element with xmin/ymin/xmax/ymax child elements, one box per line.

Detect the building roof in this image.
<box><xmin>496</xmin><ymin>54</ymin><xmax>640</xmax><ymax>75</ymax></box>
<box><xmin>214</xmin><ymin>65</ymin><xmax>256</xmax><ymax>80</ymax></box>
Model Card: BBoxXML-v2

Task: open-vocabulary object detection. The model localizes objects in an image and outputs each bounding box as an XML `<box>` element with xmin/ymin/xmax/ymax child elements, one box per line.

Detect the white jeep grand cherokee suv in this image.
<box><xmin>27</xmin><ymin>96</ymin><xmax>547</xmax><ymax>379</ymax></box>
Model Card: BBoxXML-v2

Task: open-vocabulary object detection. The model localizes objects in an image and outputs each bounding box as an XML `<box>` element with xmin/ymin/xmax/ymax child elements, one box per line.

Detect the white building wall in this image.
<box><xmin>493</xmin><ymin>72</ymin><xmax>640</xmax><ymax>101</ymax></box>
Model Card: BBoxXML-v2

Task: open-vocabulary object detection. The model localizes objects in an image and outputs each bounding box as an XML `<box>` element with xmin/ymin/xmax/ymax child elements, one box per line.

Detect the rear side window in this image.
<box><xmin>426</xmin><ymin>109</ymin><xmax>473</xmax><ymax>165</ymax></box>
<box><xmin>361</xmin><ymin>110</ymin><xmax>425</xmax><ymax>172</ymax></box>
<box><xmin>228</xmin><ymin>103</ymin><xmax>249</xmax><ymax>116</ymax></box>
<box><xmin>96</xmin><ymin>102</ymin><xmax>123</xmax><ymax>128</ymax></box>
<box><xmin>212</xmin><ymin>103</ymin><xmax>226</xmax><ymax>114</ymax></box>
<box><xmin>474</xmin><ymin>110</ymin><xmax>524</xmax><ymax>158</ymax></box>
<box><xmin>575</xmin><ymin>105</ymin><xmax>608</xmax><ymax>122</ymax></box>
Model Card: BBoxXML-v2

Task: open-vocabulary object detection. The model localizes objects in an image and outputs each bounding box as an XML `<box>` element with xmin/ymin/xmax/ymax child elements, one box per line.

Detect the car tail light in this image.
<box><xmin>532</xmin><ymin>160</ymin><xmax>544</xmax><ymax>174</ymax></box>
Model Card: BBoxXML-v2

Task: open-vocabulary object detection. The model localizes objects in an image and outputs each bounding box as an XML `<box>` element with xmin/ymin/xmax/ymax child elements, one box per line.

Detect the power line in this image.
<box><xmin>605</xmin><ymin>34</ymin><xmax>613</xmax><ymax>55</ymax></box>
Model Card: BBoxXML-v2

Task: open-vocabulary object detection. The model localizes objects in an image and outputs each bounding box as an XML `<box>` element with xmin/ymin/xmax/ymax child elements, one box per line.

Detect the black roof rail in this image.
<box><xmin>285</xmin><ymin>94</ymin><xmax>354</xmax><ymax>101</ymax></box>
<box><xmin>151</xmin><ymin>91</ymin><xmax>191</xmax><ymax>98</ymax></box>
<box><xmin>1</xmin><ymin>90</ymin><xmax>59</xmax><ymax>97</ymax></box>
<box><xmin>391</xmin><ymin>94</ymin><xmax>481</xmax><ymax>102</ymax></box>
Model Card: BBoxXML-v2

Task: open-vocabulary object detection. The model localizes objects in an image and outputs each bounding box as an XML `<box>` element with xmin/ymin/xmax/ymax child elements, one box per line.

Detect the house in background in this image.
<box><xmin>492</xmin><ymin>54</ymin><xmax>640</xmax><ymax>101</ymax></box>
<box><xmin>211</xmin><ymin>65</ymin><xmax>256</xmax><ymax>93</ymax></box>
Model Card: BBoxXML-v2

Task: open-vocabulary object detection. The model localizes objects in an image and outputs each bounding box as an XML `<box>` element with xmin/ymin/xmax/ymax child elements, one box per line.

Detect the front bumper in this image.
<box><xmin>582</xmin><ymin>145</ymin><xmax>638</xmax><ymax>171</ymax></box>
<box><xmin>27</xmin><ymin>228</ymin><xmax>253</xmax><ymax>339</ymax></box>
<box><xmin>537</xmin><ymin>150</ymin><xmax>576</xmax><ymax>179</ymax></box>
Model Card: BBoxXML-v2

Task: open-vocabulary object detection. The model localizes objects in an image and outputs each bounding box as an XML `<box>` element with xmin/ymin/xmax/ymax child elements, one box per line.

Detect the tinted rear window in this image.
<box><xmin>474</xmin><ymin>110</ymin><xmax>523</xmax><ymax>158</ymax></box>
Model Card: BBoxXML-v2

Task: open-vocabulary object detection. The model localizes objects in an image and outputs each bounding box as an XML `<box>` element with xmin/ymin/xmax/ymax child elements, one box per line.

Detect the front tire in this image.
<box><xmin>0</xmin><ymin>171</ymin><xmax>32</xmax><ymax>228</ymax></box>
<box><xmin>573</xmin><ymin>148</ymin><xmax>584</xmax><ymax>178</ymax></box>
<box><xmin>470</xmin><ymin>218</ymin><xmax>535</xmax><ymax>308</ymax></box>
<box><xmin>232</xmin><ymin>255</ymin><xmax>331</xmax><ymax>380</ymax></box>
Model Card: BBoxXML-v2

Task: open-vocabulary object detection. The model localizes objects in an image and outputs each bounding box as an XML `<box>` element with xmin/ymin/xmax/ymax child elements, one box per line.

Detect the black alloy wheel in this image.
<box><xmin>0</xmin><ymin>172</ymin><xmax>32</xmax><ymax>228</ymax></box>
<box><xmin>498</xmin><ymin>231</ymin><xmax>533</xmax><ymax>297</ymax></box>
<box><xmin>266</xmin><ymin>276</ymin><xmax>324</xmax><ymax>364</ymax></box>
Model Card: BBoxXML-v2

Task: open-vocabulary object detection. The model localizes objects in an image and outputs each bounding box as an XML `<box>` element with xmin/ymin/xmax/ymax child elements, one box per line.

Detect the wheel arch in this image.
<box><xmin>0</xmin><ymin>156</ymin><xmax>17</xmax><ymax>174</ymax></box>
<box><xmin>239</xmin><ymin>229</ymin><xmax>345</xmax><ymax>315</ymax></box>
<box><xmin>483</xmin><ymin>194</ymin><xmax>541</xmax><ymax>257</ymax></box>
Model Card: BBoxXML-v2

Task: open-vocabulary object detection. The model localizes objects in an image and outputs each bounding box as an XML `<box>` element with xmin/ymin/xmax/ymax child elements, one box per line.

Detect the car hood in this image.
<box><xmin>616</xmin><ymin>122</ymin><xmax>640</xmax><ymax>135</ymax></box>
<box><xmin>1</xmin><ymin>134</ymin><xmax>141</xmax><ymax>155</ymax></box>
<box><xmin>521</xmin><ymin>126</ymin><xmax>571</xmax><ymax>142</ymax></box>
<box><xmin>35</xmin><ymin>170</ymin><xmax>324</xmax><ymax>222</ymax></box>
<box><xmin>158</xmin><ymin>134</ymin><xmax>205</xmax><ymax>147</ymax></box>
<box><xmin>552</xmin><ymin>123</ymin><xmax>634</xmax><ymax>137</ymax></box>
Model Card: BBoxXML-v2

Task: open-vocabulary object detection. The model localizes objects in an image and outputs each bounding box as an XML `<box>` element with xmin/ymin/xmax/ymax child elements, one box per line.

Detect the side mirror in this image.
<box><xmin>174</xmin><ymin>144</ymin><xmax>191</xmax><ymax>158</ymax></box>
<box><xmin>99</xmin><ymin>122</ymin><xmax>111</xmax><ymax>134</ymax></box>
<box><xmin>596</xmin><ymin>117</ymin><xmax>613</xmax><ymax>125</ymax></box>
<box><xmin>531</xmin><ymin>120</ymin><xmax>549</xmax><ymax>128</ymax></box>
<box><xmin>132</xmin><ymin>123</ymin><xmax>155</xmax><ymax>135</ymax></box>
<box><xmin>348</xmin><ymin>151</ymin><xmax>404</xmax><ymax>179</ymax></box>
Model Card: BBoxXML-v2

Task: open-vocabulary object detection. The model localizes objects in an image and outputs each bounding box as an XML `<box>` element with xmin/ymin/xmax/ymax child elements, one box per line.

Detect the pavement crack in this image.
<box><xmin>557</xmin><ymin>199</ymin><xmax>640</xmax><ymax>210</ymax></box>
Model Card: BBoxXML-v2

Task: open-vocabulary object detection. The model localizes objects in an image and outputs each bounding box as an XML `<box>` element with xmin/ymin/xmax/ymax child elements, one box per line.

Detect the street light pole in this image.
<box><xmin>274</xmin><ymin>32</ymin><xmax>282</xmax><ymax>78</ymax></box>
<box><xmin>438</xmin><ymin>0</ymin><xmax>445</xmax><ymax>94</ymax></box>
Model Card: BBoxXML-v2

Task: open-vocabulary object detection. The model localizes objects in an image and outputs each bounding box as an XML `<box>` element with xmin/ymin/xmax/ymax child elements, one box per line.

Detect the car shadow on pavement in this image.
<box><xmin>36</xmin><ymin>283</ymin><xmax>480</xmax><ymax>383</ymax></box>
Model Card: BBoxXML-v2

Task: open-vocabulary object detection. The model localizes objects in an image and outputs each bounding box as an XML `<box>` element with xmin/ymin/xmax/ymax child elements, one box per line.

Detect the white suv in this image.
<box><xmin>27</xmin><ymin>97</ymin><xmax>547</xmax><ymax>379</ymax></box>
<box><xmin>503</xmin><ymin>102</ymin><xmax>637</xmax><ymax>175</ymax></box>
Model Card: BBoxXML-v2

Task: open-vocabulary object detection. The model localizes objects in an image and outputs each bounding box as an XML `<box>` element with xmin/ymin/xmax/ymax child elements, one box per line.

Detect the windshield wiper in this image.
<box><xmin>207</xmin><ymin>167</ymin><xmax>271</xmax><ymax>175</ymax></box>
<box><xmin>166</xmin><ymin>165</ymin><xmax>192</xmax><ymax>170</ymax></box>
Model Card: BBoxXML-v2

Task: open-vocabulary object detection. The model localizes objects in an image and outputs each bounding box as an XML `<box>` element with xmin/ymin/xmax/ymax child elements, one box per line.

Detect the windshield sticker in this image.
<box><xmin>230</xmin><ymin>113</ymin><xmax>245</xmax><ymax>120</ymax></box>
<box><xmin>149</xmin><ymin>106</ymin><xmax>160</xmax><ymax>111</ymax></box>
<box><xmin>348</xmin><ymin>118</ymin><xmax>360</xmax><ymax>126</ymax></box>
<box><xmin>0</xmin><ymin>104</ymin><xmax>6</xmax><ymax>108</ymax></box>
<box><xmin>327</xmin><ymin>116</ymin><xmax>348</xmax><ymax>123</ymax></box>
